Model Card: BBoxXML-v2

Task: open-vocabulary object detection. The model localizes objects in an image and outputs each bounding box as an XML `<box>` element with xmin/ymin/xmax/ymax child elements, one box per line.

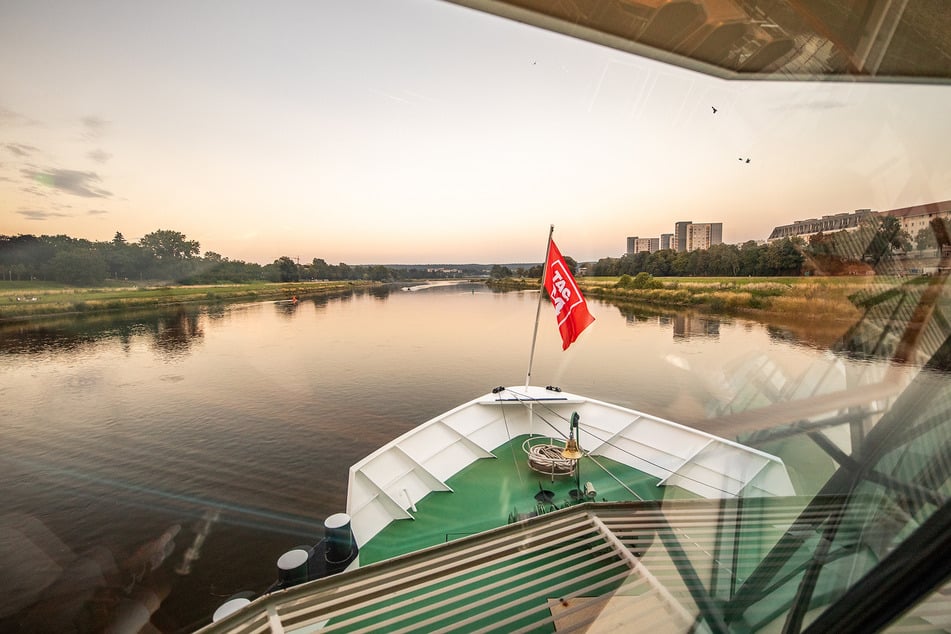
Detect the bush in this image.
<box><xmin>616</xmin><ymin>272</ymin><xmax>662</xmax><ymax>290</ymax></box>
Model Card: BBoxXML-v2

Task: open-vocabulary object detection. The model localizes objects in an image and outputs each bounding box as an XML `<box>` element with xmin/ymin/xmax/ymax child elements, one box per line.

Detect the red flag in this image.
<box><xmin>544</xmin><ymin>239</ymin><xmax>595</xmax><ymax>350</ymax></box>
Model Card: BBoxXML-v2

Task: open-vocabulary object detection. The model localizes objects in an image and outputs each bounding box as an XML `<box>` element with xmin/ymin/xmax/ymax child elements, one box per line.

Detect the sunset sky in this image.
<box><xmin>2</xmin><ymin>0</ymin><xmax>950</xmax><ymax>265</ymax></box>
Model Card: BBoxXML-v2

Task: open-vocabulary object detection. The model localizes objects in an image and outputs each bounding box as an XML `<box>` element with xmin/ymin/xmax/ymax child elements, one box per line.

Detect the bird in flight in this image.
<box><xmin>712</xmin><ymin>106</ymin><xmax>717</xmax><ymax>114</ymax></box>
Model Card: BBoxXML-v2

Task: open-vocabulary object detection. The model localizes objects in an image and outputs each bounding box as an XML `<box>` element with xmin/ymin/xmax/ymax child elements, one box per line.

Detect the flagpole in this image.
<box><xmin>525</xmin><ymin>224</ymin><xmax>554</xmax><ymax>389</ymax></box>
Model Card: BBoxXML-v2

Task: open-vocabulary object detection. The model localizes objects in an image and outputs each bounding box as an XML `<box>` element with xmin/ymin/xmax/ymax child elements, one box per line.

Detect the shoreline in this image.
<box><xmin>487</xmin><ymin>275</ymin><xmax>885</xmax><ymax>324</ymax></box>
<box><xmin>2</xmin><ymin>275</ymin><xmax>905</xmax><ymax>326</ymax></box>
<box><xmin>0</xmin><ymin>280</ymin><xmax>378</xmax><ymax>322</ymax></box>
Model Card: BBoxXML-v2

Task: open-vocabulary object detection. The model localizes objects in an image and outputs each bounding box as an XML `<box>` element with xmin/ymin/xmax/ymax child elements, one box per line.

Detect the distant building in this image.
<box><xmin>885</xmin><ymin>200</ymin><xmax>951</xmax><ymax>243</ymax></box>
<box><xmin>674</xmin><ymin>221</ymin><xmax>691</xmax><ymax>253</ymax></box>
<box><xmin>686</xmin><ymin>223</ymin><xmax>723</xmax><ymax>251</ymax></box>
<box><xmin>627</xmin><ymin>236</ymin><xmax>657</xmax><ymax>254</ymax></box>
<box><xmin>767</xmin><ymin>209</ymin><xmax>875</xmax><ymax>241</ymax></box>
<box><xmin>671</xmin><ymin>221</ymin><xmax>723</xmax><ymax>252</ymax></box>
<box><xmin>766</xmin><ymin>201</ymin><xmax>951</xmax><ymax>245</ymax></box>
<box><xmin>630</xmin><ymin>223</ymin><xmax>721</xmax><ymax>254</ymax></box>
<box><xmin>634</xmin><ymin>238</ymin><xmax>660</xmax><ymax>253</ymax></box>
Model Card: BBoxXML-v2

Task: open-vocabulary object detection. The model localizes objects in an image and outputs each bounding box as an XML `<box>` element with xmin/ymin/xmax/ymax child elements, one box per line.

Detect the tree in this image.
<box><xmin>688</xmin><ymin>249</ymin><xmax>712</xmax><ymax>276</ymax></box>
<box><xmin>765</xmin><ymin>238</ymin><xmax>805</xmax><ymax>275</ymax></box>
<box><xmin>563</xmin><ymin>255</ymin><xmax>579</xmax><ymax>275</ymax></box>
<box><xmin>591</xmin><ymin>257</ymin><xmax>619</xmax><ymax>277</ymax></box>
<box><xmin>138</xmin><ymin>230</ymin><xmax>200</xmax><ymax>260</ymax></box>
<box><xmin>671</xmin><ymin>251</ymin><xmax>691</xmax><ymax>276</ymax></box>
<box><xmin>914</xmin><ymin>220</ymin><xmax>948</xmax><ymax>253</ymax></box>
<box><xmin>707</xmin><ymin>243</ymin><xmax>740</xmax><ymax>276</ymax></box>
<box><xmin>311</xmin><ymin>258</ymin><xmax>332</xmax><ymax>280</ymax></box>
<box><xmin>646</xmin><ymin>249</ymin><xmax>675</xmax><ymax>277</ymax></box>
<box><xmin>0</xmin><ymin>234</ymin><xmax>54</xmax><ymax>280</ymax></box>
<box><xmin>490</xmin><ymin>265</ymin><xmax>512</xmax><ymax>279</ymax></box>
<box><xmin>275</xmin><ymin>256</ymin><xmax>300</xmax><ymax>282</ymax></box>
<box><xmin>48</xmin><ymin>248</ymin><xmax>107</xmax><ymax>285</ymax></box>
<box><xmin>738</xmin><ymin>241</ymin><xmax>764</xmax><ymax>276</ymax></box>
<box><xmin>863</xmin><ymin>216</ymin><xmax>911</xmax><ymax>267</ymax></box>
<box><xmin>104</xmin><ymin>241</ymin><xmax>138</xmax><ymax>279</ymax></box>
<box><xmin>363</xmin><ymin>265</ymin><xmax>388</xmax><ymax>281</ymax></box>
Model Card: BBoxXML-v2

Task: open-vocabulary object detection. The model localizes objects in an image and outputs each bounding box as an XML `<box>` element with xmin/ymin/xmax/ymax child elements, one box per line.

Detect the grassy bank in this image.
<box><xmin>489</xmin><ymin>275</ymin><xmax>889</xmax><ymax>322</ymax></box>
<box><xmin>0</xmin><ymin>280</ymin><xmax>373</xmax><ymax>321</ymax></box>
<box><xmin>2</xmin><ymin>275</ymin><xmax>903</xmax><ymax>323</ymax></box>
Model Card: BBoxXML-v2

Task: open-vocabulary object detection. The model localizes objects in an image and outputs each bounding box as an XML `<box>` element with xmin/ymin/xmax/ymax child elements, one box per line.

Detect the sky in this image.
<box><xmin>1</xmin><ymin>0</ymin><xmax>950</xmax><ymax>265</ymax></box>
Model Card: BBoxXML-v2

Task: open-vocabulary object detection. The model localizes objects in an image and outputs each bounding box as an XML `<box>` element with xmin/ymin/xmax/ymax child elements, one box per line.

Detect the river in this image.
<box><xmin>0</xmin><ymin>282</ymin><xmax>889</xmax><ymax>631</ymax></box>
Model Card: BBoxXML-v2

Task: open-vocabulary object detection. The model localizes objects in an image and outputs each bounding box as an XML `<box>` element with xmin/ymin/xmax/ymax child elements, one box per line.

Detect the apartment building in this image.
<box><xmin>628</xmin><ymin>222</ymin><xmax>722</xmax><ymax>254</ymax></box>
<box><xmin>626</xmin><ymin>236</ymin><xmax>659</xmax><ymax>254</ymax></box>
<box><xmin>768</xmin><ymin>209</ymin><xmax>875</xmax><ymax>241</ymax></box>
<box><xmin>766</xmin><ymin>201</ymin><xmax>951</xmax><ymax>245</ymax></box>
<box><xmin>886</xmin><ymin>200</ymin><xmax>951</xmax><ymax>242</ymax></box>
<box><xmin>685</xmin><ymin>223</ymin><xmax>723</xmax><ymax>251</ymax></box>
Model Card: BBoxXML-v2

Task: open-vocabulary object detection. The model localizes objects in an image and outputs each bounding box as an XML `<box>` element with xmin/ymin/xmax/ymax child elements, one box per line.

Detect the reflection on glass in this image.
<box><xmin>0</xmin><ymin>0</ymin><xmax>948</xmax><ymax>629</ymax></box>
<box><xmin>194</xmin><ymin>271</ymin><xmax>951</xmax><ymax>633</ymax></box>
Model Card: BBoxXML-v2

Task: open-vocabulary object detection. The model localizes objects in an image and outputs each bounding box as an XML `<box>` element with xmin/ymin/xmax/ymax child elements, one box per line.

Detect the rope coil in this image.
<box><xmin>523</xmin><ymin>439</ymin><xmax>575</xmax><ymax>476</ymax></box>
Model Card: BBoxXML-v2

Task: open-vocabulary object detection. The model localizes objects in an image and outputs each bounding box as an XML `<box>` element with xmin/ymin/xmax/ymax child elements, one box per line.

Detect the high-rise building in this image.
<box><xmin>627</xmin><ymin>236</ymin><xmax>658</xmax><ymax>254</ymax></box>
<box><xmin>674</xmin><ymin>221</ymin><xmax>691</xmax><ymax>253</ymax></box>
<box><xmin>629</xmin><ymin>223</ymin><xmax>722</xmax><ymax>255</ymax></box>
<box><xmin>686</xmin><ymin>222</ymin><xmax>723</xmax><ymax>251</ymax></box>
<box><xmin>672</xmin><ymin>221</ymin><xmax>723</xmax><ymax>252</ymax></box>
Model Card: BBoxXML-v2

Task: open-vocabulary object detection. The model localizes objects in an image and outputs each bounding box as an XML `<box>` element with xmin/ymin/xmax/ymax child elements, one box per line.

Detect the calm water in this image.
<box><xmin>0</xmin><ymin>283</ymin><xmax>882</xmax><ymax>631</ymax></box>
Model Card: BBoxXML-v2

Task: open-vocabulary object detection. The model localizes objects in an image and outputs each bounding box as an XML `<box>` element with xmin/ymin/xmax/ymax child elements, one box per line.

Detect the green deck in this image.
<box><xmin>360</xmin><ymin>434</ymin><xmax>692</xmax><ymax>565</ymax></box>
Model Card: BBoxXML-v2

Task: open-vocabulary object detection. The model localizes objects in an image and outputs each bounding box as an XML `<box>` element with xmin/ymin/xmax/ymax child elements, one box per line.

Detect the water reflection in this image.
<box><xmin>0</xmin><ymin>285</ymin><xmax>910</xmax><ymax>631</ymax></box>
<box><xmin>613</xmin><ymin>299</ymin><xmax>852</xmax><ymax>350</ymax></box>
<box><xmin>0</xmin><ymin>307</ymin><xmax>207</xmax><ymax>359</ymax></box>
<box><xmin>766</xmin><ymin>324</ymin><xmax>803</xmax><ymax>345</ymax></box>
<box><xmin>612</xmin><ymin>304</ymin><xmax>724</xmax><ymax>339</ymax></box>
<box><xmin>368</xmin><ymin>285</ymin><xmax>392</xmax><ymax>300</ymax></box>
<box><xmin>272</xmin><ymin>299</ymin><xmax>300</xmax><ymax>317</ymax></box>
<box><xmin>672</xmin><ymin>314</ymin><xmax>720</xmax><ymax>339</ymax></box>
<box><xmin>151</xmin><ymin>309</ymin><xmax>204</xmax><ymax>357</ymax></box>
<box><xmin>610</xmin><ymin>300</ymin><xmax>670</xmax><ymax>324</ymax></box>
<box><xmin>0</xmin><ymin>289</ymin><xmax>386</xmax><ymax>358</ymax></box>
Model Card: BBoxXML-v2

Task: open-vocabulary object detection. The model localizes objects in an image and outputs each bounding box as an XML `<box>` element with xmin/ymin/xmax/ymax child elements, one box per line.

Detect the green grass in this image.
<box><xmin>0</xmin><ymin>280</ymin><xmax>371</xmax><ymax>320</ymax></box>
<box><xmin>578</xmin><ymin>276</ymin><xmax>877</xmax><ymax>321</ymax></box>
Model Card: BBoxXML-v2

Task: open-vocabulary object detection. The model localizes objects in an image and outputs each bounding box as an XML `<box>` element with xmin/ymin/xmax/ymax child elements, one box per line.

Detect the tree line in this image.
<box><xmin>590</xmin><ymin>215</ymin><xmax>922</xmax><ymax>278</ymax></box>
<box><xmin>1</xmin><ymin>215</ymin><xmax>925</xmax><ymax>286</ymax></box>
<box><xmin>590</xmin><ymin>239</ymin><xmax>805</xmax><ymax>277</ymax></box>
<box><xmin>0</xmin><ymin>230</ymin><xmax>484</xmax><ymax>285</ymax></box>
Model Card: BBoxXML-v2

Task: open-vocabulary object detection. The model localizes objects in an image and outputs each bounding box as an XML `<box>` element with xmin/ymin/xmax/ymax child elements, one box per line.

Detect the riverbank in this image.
<box><xmin>487</xmin><ymin>275</ymin><xmax>897</xmax><ymax>323</ymax></box>
<box><xmin>0</xmin><ymin>280</ymin><xmax>376</xmax><ymax>321</ymax></box>
<box><xmin>1</xmin><ymin>275</ymin><xmax>908</xmax><ymax>324</ymax></box>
